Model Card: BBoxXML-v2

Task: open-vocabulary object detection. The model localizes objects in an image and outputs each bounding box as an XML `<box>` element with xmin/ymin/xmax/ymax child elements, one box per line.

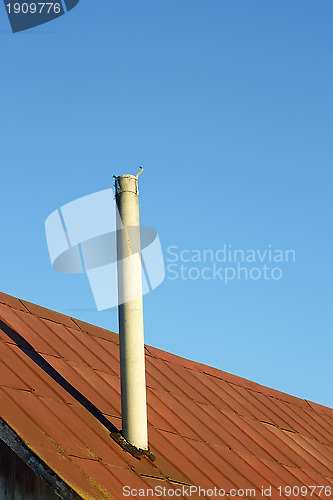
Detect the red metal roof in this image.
<box><xmin>0</xmin><ymin>291</ymin><xmax>332</xmax><ymax>499</ymax></box>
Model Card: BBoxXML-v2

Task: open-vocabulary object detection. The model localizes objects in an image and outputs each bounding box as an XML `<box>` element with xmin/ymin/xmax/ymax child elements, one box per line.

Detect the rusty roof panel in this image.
<box><xmin>0</xmin><ymin>353</ymin><xmax>33</xmax><ymax>392</ymax></box>
<box><xmin>153</xmin><ymin>429</ymin><xmax>223</xmax><ymax>489</ymax></box>
<box><xmin>284</xmin><ymin>432</ymin><xmax>333</xmax><ymax>471</ymax></box>
<box><xmin>147</xmin><ymin>389</ymin><xmax>206</xmax><ymax>441</ymax></box>
<box><xmin>70</xmin><ymin>319</ymin><xmax>119</xmax><ymax>344</ymax></box>
<box><xmin>143</xmin><ymin>427</ymin><xmax>195</xmax><ymax>485</ymax></box>
<box><xmin>0</xmin><ymin>291</ymin><xmax>30</xmax><ymax>312</ymax></box>
<box><xmin>307</xmin><ymin>400</ymin><xmax>333</xmax><ymax>418</ymax></box>
<box><xmin>284</xmin><ymin>405</ymin><xmax>333</xmax><ymax>444</ymax></box>
<box><xmin>230</xmin><ymin>385</ymin><xmax>296</xmax><ymax>430</ymax></box>
<box><xmin>0</xmin><ymin>304</ymin><xmax>60</xmax><ymax>356</ymax></box>
<box><xmin>20</xmin><ymin>299</ymin><xmax>81</xmax><ymax>329</ymax></box>
<box><xmin>1</xmin><ymin>342</ymin><xmax>74</xmax><ymax>403</ymax></box>
<box><xmin>70</xmin><ymin>458</ymin><xmax>148</xmax><ymax>499</ymax></box>
<box><xmin>45</xmin><ymin>357</ymin><xmax>121</xmax><ymax>416</ymax></box>
<box><xmin>0</xmin><ymin>293</ymin><xmax>332</xmax><ymax>499</ymax></box>
<box><xmin>235</xmin><ymin>452</ymin><xmax>289</xmax><ymax>496</ymax></box>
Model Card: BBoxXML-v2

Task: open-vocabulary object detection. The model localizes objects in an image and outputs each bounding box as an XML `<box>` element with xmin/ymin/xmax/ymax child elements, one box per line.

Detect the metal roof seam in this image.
<box><xmin>188</xmin><ymin>440</ymin><xmax>261</xmax><ymax>494</ymax></box>
<box><xmin>0</xmin><ymin>385</ymin><xmax>34</xmax><ymax>395</ymax></box>
<box><xmin>208</xmin><ymin>447</ymin><xmax>274</xmax><ymax>497</ymax></box>
<box><xmin>306</xmin><ymin>401</ymin><xmax>333</xmax><ymax>418</ymax></box>
<box><xmin>172</xmin><ymin>434</ymin><xmax>269</xmax><ymax>496</ymax></box>
<box><xmin>17</xmin><ymin>299</ymin><xmax>32</xmax><ymax>313</ymax></box>
<box><xmin>190</xmin><ymin>375</ymin><xmax>250</xmax><ymax>418</ymax></box>
<box><xmin>236</xmin><ymin>388</ymin><xmax>297</xmax><ymax>432</ymax></box>
<box><xmin>59</xmin><ymin>326</ymin><xmax>117</xmax><ymax>362</ymax></box>
<box><xmin>146</xmin><ymin>359</ymin><xmax>194</xmax><ymax>400</ymax></box>
<box><xmin>146</xmin><ymin>403</ymin><xmax>183</xmax><ymax>436</ymax></box>
<box><xmin>146</xmin><ymin>383</ymin><xmax>171</xmax><ymax>392</ymax></box>
<box><xmin>65</xmin><ymin>318</ymin><xmax>119</xmax><ymax>343</ymax></box>
<box><xmin>245</xmin><ymin>388</ymin><xmax>308</xmax><ymax>412</ymax></box>
<box><xmin>194</xmin><ymin>403</ymin><xmax>272</xmax><ymax>458</ymax></box>
<box><xmin>200</xmin><ymin>370</ymin><xmax>304</xmax><ymax>408</ymax></box>
<box><xmin>10</xmin><ymin>387</ymin><xmax>137</xmax><ymax>476</ymax></box>
<box><xmin>282</xmin><ymin>432</ymin><xmax>333</xmax><ymax>472</ymax></box>
<box><xmin>215</xmin><ymin>444</ymin><xmax>296</xmax><ymax>494</ymax></box>
<box><xmin>253</xmin><ymin>425</ymin><xmax>319</xmax><ymax>469</ymax></box>
<box><xmin>300</xmin><ymin>409</ymin><xmax>333</xmax><ymax>439</ymax></box>
<box><xmin>205</xmin><ymin>391</ymin><xmax>325</xmax><ymax>457</ymax></box>
<box><xmin>129</xmin><ymin>463</ymin><xmax>169</xmax><ymax>482</ymax></box>
<box><xmin>252</xmin><ymin>390</ymin><xmax>333</xmax><ymax>441</ymax></box>
<box><xmin>38</xmin><ymin>320</ymin><xmax>100</xmax><ymax>370</ymax></box>
<box><xmin>264</xmin><ymin>425</ymin><xmax>333</xmax><ymax>477</ymax></box>
<box><xmin>278</xmin><ymin>463</ymin><xmax>330</xmax><ymax>498</ymax></box>
<box><xmin>151</xmin><ymin>426</ymin><xmax>202</xmax><ymax>442</ymax></box>
<box><xmin>163</xmin><ymin>362</ymin><xmax>221</xmax><ymax>407</ymax></box>
<box><xmin>29</xmin><ymin>312</ymin><xmax>79</xmax><ymax>330</ymax></box>
<box><xmin>139</xmin><ymin>473</ymin><xmax>175</xmax><ymax>481</ymax></box>
<box><xmin>259</xmin><ymin>448</ymin><xmax>331</xmax><ymax>476</ymax></box>
<box><xmin>267</xmin><ymin>400</ymin><xmax>333</xmax><ymax>445</ymax></box>
<box><xmin>44</xmin><ymin>356</ymin><xmax>121</xmax><ymax>413</ymax></box>
<box><xmin>143</xmin><ymin>346</ymin><xmax>156</xmax><ymax>357</ymax></box>
<box><xmin>88</xmin><ymin>334</ymin><xmax>119</xmax><ymax>345</ymax></box>
<box><xmin>0</xmin><ymin>346</ymin><xmax>36</xmax><ymax>391</ymax></box>
<box><xmin>246</xmin><ymin>455</ymin><xmax>311</xmax><ymax>499</ymax></box>
<box><xmin>147</xmin><ymin>387</ymin><xmax>233</xmax><ymax>447</ymax></box>
<box><xmin>61</xmin><ymin>327</ymin><xmax>119</xmax><ymax>374</ymax></box>
<box><xmin>210</xmin><ymin>379</ymin><xmax>270</xmax><ymax>422</ymax></box>
<box><xmin>35</xmin><ymin>359</ymin><xmax>121</xmax><ymax>415</ymax></box>
<box><xmin>268</xmin><ymin>434</ymin><xmax>327</xmax><ymax>470</ymax></box>
<box><xmin>26</xmin><ymin>398</ymin><xmax>104</xmax><ymax>460</ymax></box>
<box><xmin>293</xmin><ymin>408</ymin><xmax>333</xmax><ymax>442</ymax></box>
<box><xmin>162</xmin><ymin>395</ymin><xmax>241</xmax><ymax>449</ymax></box>
<box><xmin>155</xmin><ymin>431</ymin><xmax>230</xmax><ymax>490</ymax></box>
<box><xmin>0</xmin><ymin>295</ymin><xmax>28</xmax><ymax>313</ymax></box>
<box><xmin>70</xmin><ymin>317</ymin><xmax>84</xmax><ymax>331</ymax></box>
<box><xmin>92</xmin><ymin>366</ymin><xmax>119</xmax><ymax>378</ymax></box>
<box><xmin>0</xmin><ymin>343</ymin><xmax>71</xmax><ymax>404</ymax></box>
<box><xmin>0</xmin><ymin>307</ymin><xmax>66</xmax><ymax>359</ymax></box>
<box><xmin>260</xmin><ymin>418</ymin><xmax>332</xmax><ymax>448</ymax></box>
<box><xmin>18</xmin><ymin>300</ymin><xmax>82</xmax><ymax>331</ymax></box>
<box><xmin>68</xmin><ymin>455</ymin><xmax>100</xmax><ymax>462</ymax></box>
<box><xmin>0</xmin><ymin>339</ymin><xmax>16</xmax><ymax>347</ymax></box>
<box><xmin>150</xmin><ymin>477</ymin><xmax>193</xmax><ymax>486</ymax></box>
<box><xmin>210</xmin><ymin>406</ymin><xmax>303</xmax><ymax>468</ymax></box>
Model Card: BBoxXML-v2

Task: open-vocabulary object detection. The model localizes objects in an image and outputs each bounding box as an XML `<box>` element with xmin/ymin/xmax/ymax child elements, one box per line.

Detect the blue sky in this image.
<box><xmin>1</xmin><ymin>0</ymin><xmax>332</xmax><ymax>408</ymax></box>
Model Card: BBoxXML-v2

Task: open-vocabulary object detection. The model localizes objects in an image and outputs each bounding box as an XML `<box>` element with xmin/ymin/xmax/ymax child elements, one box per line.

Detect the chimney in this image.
<box><xmin>114</xmin><ymin>169</ymin><xmax>148</xmax><ymax>451</ymax></box>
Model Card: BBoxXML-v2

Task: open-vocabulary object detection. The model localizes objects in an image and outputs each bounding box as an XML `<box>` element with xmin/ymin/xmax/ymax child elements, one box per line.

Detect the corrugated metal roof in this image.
<box><xmin>0</xmin><ymin>291</ymin><xmax>332</xmax><ymax>499</ymax></box>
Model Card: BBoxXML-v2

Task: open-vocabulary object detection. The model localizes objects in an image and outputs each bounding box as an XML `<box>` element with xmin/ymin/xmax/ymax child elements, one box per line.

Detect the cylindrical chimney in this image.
<box><xmin>114</xmin><ymin>173</ymin><xmax>148</xmax><ymax>451</ymax></box>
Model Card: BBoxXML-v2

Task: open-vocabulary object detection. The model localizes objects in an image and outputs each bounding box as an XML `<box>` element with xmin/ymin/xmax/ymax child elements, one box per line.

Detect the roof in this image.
<box><xmin>0</xmin><ymin>291</ymin><xmax>332</xmax><ymax>500</ymax></box>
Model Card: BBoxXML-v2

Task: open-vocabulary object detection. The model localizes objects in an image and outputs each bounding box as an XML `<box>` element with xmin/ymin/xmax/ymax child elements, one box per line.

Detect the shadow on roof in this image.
<box><xmin>0</xmin><ymin>319</ymin><xmax>119</xmax><ymax>436</ymax></box>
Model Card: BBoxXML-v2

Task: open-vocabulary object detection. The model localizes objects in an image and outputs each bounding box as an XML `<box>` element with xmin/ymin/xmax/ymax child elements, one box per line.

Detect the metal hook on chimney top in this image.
<box><xmin>136</xmin><ymin>167</ymin><xmax>143</xmax><ymax>179</ymax></box>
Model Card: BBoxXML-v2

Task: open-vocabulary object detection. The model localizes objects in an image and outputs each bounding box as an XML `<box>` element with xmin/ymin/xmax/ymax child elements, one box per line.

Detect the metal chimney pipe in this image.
<box><xmin>114</xmin><ymin>171</ymin><xmax>148</xmax><ymax>451</ymax></box>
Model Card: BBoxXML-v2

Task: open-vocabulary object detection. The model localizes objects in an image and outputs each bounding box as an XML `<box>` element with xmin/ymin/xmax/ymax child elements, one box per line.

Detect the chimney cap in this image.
<box><xmin>113</xmin><ymin>166</ymin><xmax>143</xmax><ymax>181</ymax></box>
<box><xmin>114</xmin><ymin>174</ymin><xmax>139</xmax><ymax>196</ymax></box>
<box><xmin>114</xmin><ymin>168</ymin><xmax>143</xmax><ymax>196</ymax></box>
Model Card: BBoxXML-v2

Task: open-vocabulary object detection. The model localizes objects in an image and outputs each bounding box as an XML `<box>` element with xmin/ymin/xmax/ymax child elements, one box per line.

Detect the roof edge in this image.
<box><xmin>0</xmin><ymin>418</ymin><xmax>82</xmax><ymax>500</ymax></box>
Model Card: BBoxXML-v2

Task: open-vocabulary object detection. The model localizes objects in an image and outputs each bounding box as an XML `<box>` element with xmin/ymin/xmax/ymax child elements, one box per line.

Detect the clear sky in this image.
<box><xmin>1</xmin><ymin>0</ymin><xmax>332</xmax><ymax>408</ymax></box>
